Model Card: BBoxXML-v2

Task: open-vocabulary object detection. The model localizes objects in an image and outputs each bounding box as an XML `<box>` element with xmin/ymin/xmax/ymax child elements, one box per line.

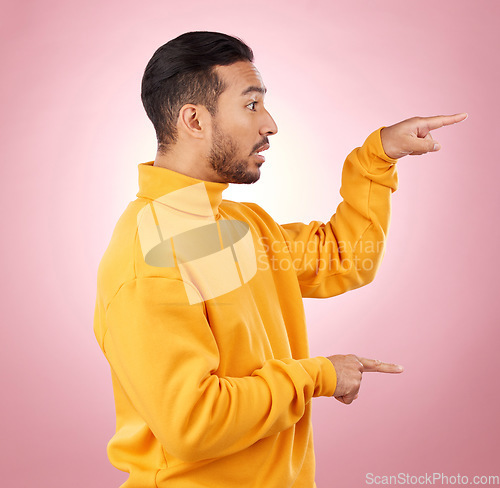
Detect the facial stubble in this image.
<box><xmin>208</xmin><ymin>123</ymin><xmax>261</xmax><ymax>185</ymax></box>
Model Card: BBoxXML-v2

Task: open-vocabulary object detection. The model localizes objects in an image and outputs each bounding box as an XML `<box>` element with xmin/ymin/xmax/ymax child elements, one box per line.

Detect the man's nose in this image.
<box><xmin>260</xmin><ymin>109</ymin><xmax>278</xmax><ymax>136</ymax></box>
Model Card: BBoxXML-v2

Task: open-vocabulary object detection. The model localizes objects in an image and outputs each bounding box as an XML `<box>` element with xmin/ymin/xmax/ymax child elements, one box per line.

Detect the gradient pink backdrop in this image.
<box><xmin>1</xmin><ymin>0</ymin><xmax>499</xmax><ymax>486</ymax></box>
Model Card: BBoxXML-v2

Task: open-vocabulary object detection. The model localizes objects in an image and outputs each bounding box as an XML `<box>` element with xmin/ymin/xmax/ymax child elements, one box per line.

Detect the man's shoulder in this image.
<box><xmin>219</xmin><ymin>199</ymin><xmax>291</xmax><ymax>246</ymax></box>
<box><xmin>220</xmin><ymin>199</ymin><xmax>274</xmax><ymax>221</ymax></box>
<box><xmin>95</xmin><ymin>199</ymin><xmax>153</xmax><ymax>303</ymax></box>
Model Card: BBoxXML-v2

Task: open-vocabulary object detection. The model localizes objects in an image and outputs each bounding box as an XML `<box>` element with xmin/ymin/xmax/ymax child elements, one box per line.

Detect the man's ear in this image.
<box><xmin>177</xmin><ymin>104</ymin><xmax>210</xmax><ymax>140</ymax></box>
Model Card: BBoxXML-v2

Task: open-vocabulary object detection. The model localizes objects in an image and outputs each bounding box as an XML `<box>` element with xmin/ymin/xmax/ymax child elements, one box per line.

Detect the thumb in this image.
<box><xmin>409</xmin><ymin>132</ymin><xmax>440</xmax><ymax>156</ymax></box>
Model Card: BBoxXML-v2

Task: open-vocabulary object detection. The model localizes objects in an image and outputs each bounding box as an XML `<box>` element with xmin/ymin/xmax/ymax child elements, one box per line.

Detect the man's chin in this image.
<box><xmin>210</xmin><ymin>158</ymin><xmax>262</xmax><ymax>185</ymax></box>
<box><xmin>231</xmin><ymin>169</ymin><xmax>260</xmax><ymax>185</ymax></box>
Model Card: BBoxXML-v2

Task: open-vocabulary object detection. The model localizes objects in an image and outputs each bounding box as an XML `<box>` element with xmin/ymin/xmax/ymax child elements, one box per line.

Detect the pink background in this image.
<box><xmin>2</xmin><ymin>0</ymin><xmax>499</xmax><ymax>486</ymax></box>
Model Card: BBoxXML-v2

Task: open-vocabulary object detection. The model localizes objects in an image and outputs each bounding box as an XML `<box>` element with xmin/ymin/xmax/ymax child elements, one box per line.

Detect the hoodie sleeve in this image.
<box><xmin>101</xmin><ymin>276</ymin><xmax>337</xmax><ymax>464</ymax></box>
<box><xmin>278</xmin><ymin>127</ymin><xmax>398</xmax><ymax>298</ymax></box>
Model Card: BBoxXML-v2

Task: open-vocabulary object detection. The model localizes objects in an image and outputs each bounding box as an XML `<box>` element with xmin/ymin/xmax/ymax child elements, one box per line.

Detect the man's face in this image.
<box><xmin>207</xmin><ymin>61</ymin><xmax>278</xmax><ymax>184</ymax></box>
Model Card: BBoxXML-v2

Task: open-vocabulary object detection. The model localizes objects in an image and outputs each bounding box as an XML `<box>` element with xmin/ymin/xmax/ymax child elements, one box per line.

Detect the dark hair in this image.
<box><xmin>141</xmin><ymin>31</ymin><xmax>254</xmax><ymax>152</ymax></box>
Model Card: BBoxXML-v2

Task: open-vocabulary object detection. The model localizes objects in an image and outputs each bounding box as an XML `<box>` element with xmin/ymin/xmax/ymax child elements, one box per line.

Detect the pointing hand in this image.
<box><xmin>380</xmin><ymin>113</ymin><xmax>468</xmax><ymax>159</ymax></box>
<box><xmin>327</xmin><ymin>354</ymin><xmax>404</xmax><ymax>405</ymax></box>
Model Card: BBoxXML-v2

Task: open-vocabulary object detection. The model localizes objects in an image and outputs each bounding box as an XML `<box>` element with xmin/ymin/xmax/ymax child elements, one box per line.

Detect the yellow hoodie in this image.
<box><xmin>93</xmin><ymin>127</ymin><xmax>398</xmax><ymax>487</ymax></box>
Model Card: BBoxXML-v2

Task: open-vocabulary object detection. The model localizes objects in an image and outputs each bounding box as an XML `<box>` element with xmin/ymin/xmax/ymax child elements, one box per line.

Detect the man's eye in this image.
<box><xmin>247</xmin><ymin>101</ymin><xmax>257</xmax><ymax>111</ymax></box>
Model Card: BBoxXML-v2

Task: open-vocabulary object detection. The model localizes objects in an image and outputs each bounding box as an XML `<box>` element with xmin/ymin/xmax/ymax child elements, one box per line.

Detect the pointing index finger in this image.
<box><xmin>423</xmin><ymin>112</ymin><xmax>468</xmax><ymax>131</ymax></box>
<box><xmin>357</xmin><ymin>356</ymin><xmax>404</xmax><ymax>373</ymax></box>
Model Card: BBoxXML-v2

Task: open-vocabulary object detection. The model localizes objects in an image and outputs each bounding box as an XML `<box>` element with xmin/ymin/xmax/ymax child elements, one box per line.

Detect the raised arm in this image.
<box><xmin>279</xmin><ymin>126</ymin><xmax>398</xmax><ymax>298</ymax></box>
<box><xmin>279</xmin><ymin>114</ymin><xmax>468</xmax><ymax>298</ymax></box>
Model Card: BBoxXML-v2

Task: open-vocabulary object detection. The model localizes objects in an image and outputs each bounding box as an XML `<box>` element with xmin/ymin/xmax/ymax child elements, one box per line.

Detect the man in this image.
<box><xmin>93</xmin><ymin>31</ymin><xmax>467</xmax><ymax>487</ymax></box>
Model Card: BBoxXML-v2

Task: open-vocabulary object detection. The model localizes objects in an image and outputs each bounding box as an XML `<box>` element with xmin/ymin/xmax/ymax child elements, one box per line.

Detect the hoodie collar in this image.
<box><xmin>136</xmin><ymin>162</ymin><xmax>229</xmax><ymax>217</ymax></box>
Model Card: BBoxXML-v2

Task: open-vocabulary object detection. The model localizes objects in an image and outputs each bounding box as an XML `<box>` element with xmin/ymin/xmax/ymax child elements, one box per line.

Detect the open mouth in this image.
<box><xmin>253</xmin><ymin>143</ymin><xmax>270</xmax><ymax>163</ymax></box>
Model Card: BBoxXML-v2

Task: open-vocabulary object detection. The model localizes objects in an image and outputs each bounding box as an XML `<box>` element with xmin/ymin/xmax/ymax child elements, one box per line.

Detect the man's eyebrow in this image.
<box><xmin>240</xmin><ymin>86</ymin><xmax>267</xmax><ymax>96</ymax></box>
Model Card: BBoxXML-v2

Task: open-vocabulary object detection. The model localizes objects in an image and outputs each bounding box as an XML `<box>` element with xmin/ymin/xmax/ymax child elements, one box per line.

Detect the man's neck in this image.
<box><xmin>153</xmin><ymin>145</ymin><xmax>222</xmax><ymax>183</ymax></box>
